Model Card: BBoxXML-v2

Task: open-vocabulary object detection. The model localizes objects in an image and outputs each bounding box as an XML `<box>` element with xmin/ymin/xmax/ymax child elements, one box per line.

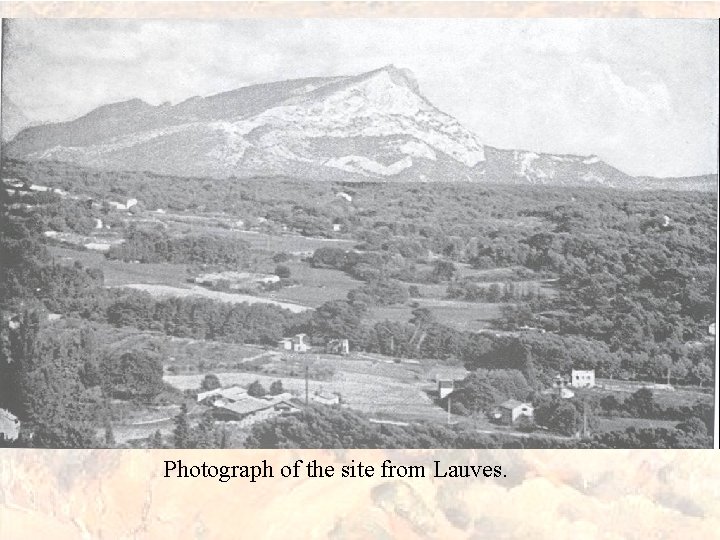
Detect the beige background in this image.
<box><xmin>1</xmin><ymin>2</ymin><xmax>719</xmax><ymax>538</ymax></box>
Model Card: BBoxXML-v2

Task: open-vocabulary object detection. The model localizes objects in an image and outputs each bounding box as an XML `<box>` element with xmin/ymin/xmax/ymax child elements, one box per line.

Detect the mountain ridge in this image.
<box><xmin>3</xmin><ymin>66</ymin><xmax>716</xmax><ymax>191</ymax></box>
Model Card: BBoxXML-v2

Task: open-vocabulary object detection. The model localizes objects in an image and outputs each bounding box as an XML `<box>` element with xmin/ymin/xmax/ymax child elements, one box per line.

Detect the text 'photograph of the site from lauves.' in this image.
<box><xmin>0</xmin><ymin>19</ymin><xmax>717</xmax><ymax>449</ymax></box>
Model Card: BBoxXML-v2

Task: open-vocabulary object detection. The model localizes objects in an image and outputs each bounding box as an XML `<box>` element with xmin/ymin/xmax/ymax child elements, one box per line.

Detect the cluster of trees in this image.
<box><xmin>105</xmin><ymin>289</ymin><xmax>310</xmax><ymax>345</ymax></box>
<box><xmin>242</xmin><ymin>404</ymin><xmax>711</xmax><ymax>449</ymax></box>
<box><xmin>0</xmin><ymin>305</ymin><xmax>169</xmax><ymax>447</ymax></box>
<box><xmin>597</xmin><ymin>388</ymin><xmax>713</xmax><ymax>424</ymax></box>
<box><xmin>107</xmin><ymin>226</ymin><xmax>252</xmax><ymax>265</ymax></box>
<box><xmin>347</xmin><ymin>279</ymin><xmax>409</xmax><ymax>307</ymax></box>
<box><xmin>446</xmin><ymin>369</ymin><xmax>532</xmax><ymax>416</ymax></box>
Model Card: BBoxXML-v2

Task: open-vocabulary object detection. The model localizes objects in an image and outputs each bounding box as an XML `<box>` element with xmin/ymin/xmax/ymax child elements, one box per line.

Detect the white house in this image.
<box><xmin>0</xmin><ymin>408</ymin><xmax>20</xmax><ymax>441</ymax></box>
<box><xmin>495</xmin><ymin>400</ymin><xmax>534</xmax><ymax>425</ymax></box>
<box><xmin>278</xmin><ymin>334</ymin><xmax>309</xmax><ymax>353</ymax></box>
<box><xmin>325</xmin><ymin>339</ymin><xmax>350</xmax><ymax>355</ymax></box>
<box><xmin>437</xmin><ymin>379</ymin><xmax>454</xmax><ymax>399</ymax></box>
<box><xmin>570</xmin><ymin>369</ymin><xmax>595</xmax><ymax>388</ymax></box>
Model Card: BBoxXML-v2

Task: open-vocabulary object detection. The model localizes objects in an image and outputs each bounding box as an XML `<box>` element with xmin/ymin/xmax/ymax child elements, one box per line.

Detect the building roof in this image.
<box><xmin>214</xmin><ymin>395</ymin><xmax>275</xmax><ymax>416</ymax></box>
<box><xmin>499</xmin><ymin>399</ymin><xmax>530</xmax><ymax>410</ymax></box>
<box><xmin>0</xmin><ymin>408</ymin><xmax>18</xmax><ymax>422</ymax></box>
<box><xmin>197</xmin><ymin>385</ymin><xmax>246</xmax><ymax>403</ymax></box>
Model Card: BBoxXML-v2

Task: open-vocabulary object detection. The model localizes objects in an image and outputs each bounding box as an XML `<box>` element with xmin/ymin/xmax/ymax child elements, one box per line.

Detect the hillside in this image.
<box><xmin>4</xmin><ymin>66</ymin><xmax>716</xmax><ymax>191</ymax></box>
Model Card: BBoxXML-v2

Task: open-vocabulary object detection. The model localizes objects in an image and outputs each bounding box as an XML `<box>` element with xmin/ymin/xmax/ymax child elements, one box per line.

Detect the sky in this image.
<box><xmin>2</xmin><ymin>18</ymin><xmax>718</xmax><ymax>177</ymax></box>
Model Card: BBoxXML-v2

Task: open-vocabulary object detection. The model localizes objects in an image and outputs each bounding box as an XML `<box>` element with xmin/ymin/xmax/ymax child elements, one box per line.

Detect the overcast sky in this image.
<box><xmin>2</xmin><ymin>18</ymin><xmax>718</xmax><ymax>177</ymax></box>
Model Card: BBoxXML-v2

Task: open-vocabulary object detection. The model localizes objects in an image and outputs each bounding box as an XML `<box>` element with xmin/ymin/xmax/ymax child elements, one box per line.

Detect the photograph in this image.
<box><xmin>1</xmin><ymin>17</ymin><xmax>716</xmax><ymax>449</ymax></box>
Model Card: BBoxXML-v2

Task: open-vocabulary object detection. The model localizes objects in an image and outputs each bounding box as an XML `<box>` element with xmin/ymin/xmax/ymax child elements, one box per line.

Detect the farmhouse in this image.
<box><xmin>278</xmin><ymin>333</ymin><xmax>309</xmax><ymax>353</ymax></box>
<box><xmin>571</xmin><ymin>369</ymin><xmax>595</xmax><ymax>388</ymax></box>
<box><xmin>107</xmin><ymin>198</ymin><xmax>138</xmax><ymax>211</ymax></box>
<box><xmin>437</xmin><ymin>379</ymin><xmax>454</xmax><ymax>399</ymax></box>
<box><xmin>325</xmin><ymin>338</ymin><xmax>350</xmax><ymax>355</ymax></box>
<box><xmin>495</xmin><ymin>400</ymin><xmax>534</xmax><ymax>425</ymax></box>
<box><xmin>211</xmin><ymin>395</ymin><xmax>300</xmax><ymax>424</ymax></box>
<box><xmin>0</xmin><ymin>408</ymin><xmax>20</xmax><ymax>441</ymax></box>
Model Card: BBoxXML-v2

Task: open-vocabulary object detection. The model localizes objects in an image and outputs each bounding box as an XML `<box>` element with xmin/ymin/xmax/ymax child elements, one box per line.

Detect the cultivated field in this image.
<box><xmin>164</xmin><ymin>353</ymin><xmax>468</xmax><ymax>422</ymax></box>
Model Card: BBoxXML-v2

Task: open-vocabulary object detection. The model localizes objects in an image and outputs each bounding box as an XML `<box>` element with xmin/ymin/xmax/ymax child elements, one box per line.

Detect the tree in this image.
<box><xmin>548</xmin><ymin>401</ymin><xmax>580</xmax><ymax>436</ymax></box>
<box><xmin>150</xmin><ymin>430</ymin><xmax>164</xmax><ymax>448</ymax></box>
<box><xmin>101</xmin><ymin>349</ymin><xmax>164</xmax><ymax>401</ymax></box>
<box><xmin>200</xmin><ymin>374</ymin><xmax>221</xmax><ymax>391</ymax></box>
<box><xmin>275</xmin><ymin>265</ymin><xmax>291</xmax><ymax>279</ymax></box>
<box><xmin>431</xmin><ymin>260</ymin><xmax>456</xmax><ymax>282</ymax></box>
<box><xmin>269</xmin><ymin>380</ymin><xmax>284</xmax><ymax>395</ymax></box>
<box><xmin>628</xmin><ymin>388</ymin><xmax>655</xmax><ymax>418</ymax></box>
<box><xmin>449</xmin><ymin>371</ymin><xmax>500</xmax><ymax>415</ymax></box>
<box><xmin>104</xmin><ymin>424</ymin><xmax>116</xmax><ymax>448</ymax></box>
<box><xmin>247</xmin><ymin>380</ymin><xmax>266</xmax><ymax>398</ymax></box>
<box><xmin>173</xmin><ymin>404</ymin><xmax>190</xmax><ymax>449</ymax></box>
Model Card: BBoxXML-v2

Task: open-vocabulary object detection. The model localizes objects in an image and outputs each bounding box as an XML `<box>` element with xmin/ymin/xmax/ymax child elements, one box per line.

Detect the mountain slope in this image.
<box><xmin>4</xmin><ymin>66</ymin><xmax>716</xmax><ymax>190</ymax></box>
<box><xmin>1</xmin><ymin>93</ymin><xmax>32</xmax><ymax>142</ymax></box>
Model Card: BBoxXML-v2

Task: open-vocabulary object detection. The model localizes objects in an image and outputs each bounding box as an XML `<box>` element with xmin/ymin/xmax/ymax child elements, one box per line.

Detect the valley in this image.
<box><xmin>1</xmin><ymin>158</ymin><xmax>715</xmax><ymax>448</ymax></box>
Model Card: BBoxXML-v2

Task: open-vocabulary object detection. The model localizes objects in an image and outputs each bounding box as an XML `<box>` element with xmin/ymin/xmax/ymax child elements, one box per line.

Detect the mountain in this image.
<box><xmin>3</xmin><ymin>66</ymin><xmax>716</xmax><ymax>191</ymax></box>
<box><xmin>1</xmin><ymin>93</ymin><xmax>32</xmax><ymax>142</ymax></box>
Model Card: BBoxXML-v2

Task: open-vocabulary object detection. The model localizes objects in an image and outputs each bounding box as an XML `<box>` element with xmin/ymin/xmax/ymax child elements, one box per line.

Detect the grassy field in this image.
<box><xmin>370</xmin><ymin>299</ymin><xmax>505</xmax><ymax>331</ymax></box>
<box><xmin>266</xmin><ymin>261</ymin><xmax>364</xmax><ymax>307</ymax></box>
<box><xmin>50</xmin><ymin>245</ymin><xmax>192</xmax><ymax>287</ymax></box>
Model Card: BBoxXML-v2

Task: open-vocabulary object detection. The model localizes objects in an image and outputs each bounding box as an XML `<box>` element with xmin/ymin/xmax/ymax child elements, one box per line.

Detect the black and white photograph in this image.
<box><xmin>0</xmin><ymin>18</ymin><xmax>717</xmax><ymax>449</ymax></box>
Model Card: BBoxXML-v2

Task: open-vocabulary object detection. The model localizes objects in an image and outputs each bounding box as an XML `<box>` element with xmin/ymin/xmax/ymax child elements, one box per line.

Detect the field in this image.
<box><xmin>164</xmin><ymin>352</ymin><xmax>468</xmax><ymax>422</ymax></box>
<box><xmin>267</xmin><ymin>261</ymin><xmax>364</xmax><ymax>307</ymax></box>
<box><xmin>50</xmin><ymin>245</ymin><xmax>192</xmax><ymax>287</ymax></box>
<box><xmin>370</xmin><ymin>299</ymin><xmax>505</xmax><ymax>331</ymax></box>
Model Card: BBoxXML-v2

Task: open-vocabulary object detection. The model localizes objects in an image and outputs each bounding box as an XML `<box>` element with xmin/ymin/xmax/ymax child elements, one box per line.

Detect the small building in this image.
<box><xmin>29</xmin><ymin>184</ymin><xmax>49</xmax><ymax>192</ymax></box>
<box><xmin>326</xmin><ymin>338</ymin><xmax>350</xmax><ymax>355</ymax></box>
<box><xmin>94</xmin><ymin>218</ymin><xmax>103</xmax><ymax>230</ymax></box>
<box><xmin>332</xmin><ymin>222</ymin><xmax>342</xmax><ymax>232</ymax></box>
<box><xmin>570</xmin><ymin>369</ymin><xmax>595</xmax><ymax>388</ymax></box>
<box><xmin>278</xmin><ymin>333</ymin><xmax>309</xmax><ymax>353</ymax></box>
<box><xmin>311</xmin><ymin>392</ymin><xmax>341</xmax><ymax>406</ymax></box>
<box><xmin>0</xmin><ymin>408</ymin><xmax>20</xmax><ymax>442</ymax></box>
<box><xmin>709</xmin><ymin>322</ymin><xmax>716</xmax><ymax>337</ymax></box>
<box><xmin>495</xmin><ymin>400</ymin><xmax>534</xmax><ymax>425</ymax></box>
<box><xmin>437</xmin><ymin>379</ymin><xmax>454</xmax><ymax>399</ymax></box>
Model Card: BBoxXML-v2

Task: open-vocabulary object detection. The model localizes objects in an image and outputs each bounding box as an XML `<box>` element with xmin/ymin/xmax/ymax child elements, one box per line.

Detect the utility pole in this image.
<box><xmin>582</xmin><ymin>399</ymin><xmax>588</xmax><ymax>438</ymax></box>
<box><xmin>447</xmin><ymin>397</ymin><xmax>451</xmax><ymax>425</ymax></box>
<box><xmin>305</xmin><ymin>364</ymin><xmax>309</xmax><ymax>406</ymax></box>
